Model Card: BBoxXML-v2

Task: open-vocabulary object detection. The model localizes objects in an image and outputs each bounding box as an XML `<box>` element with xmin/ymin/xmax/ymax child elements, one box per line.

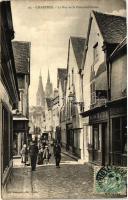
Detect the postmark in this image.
<box><xmin>94</xmin><ymin>166</ymin><xmax>127</xmax><ymax>195</ymax></box>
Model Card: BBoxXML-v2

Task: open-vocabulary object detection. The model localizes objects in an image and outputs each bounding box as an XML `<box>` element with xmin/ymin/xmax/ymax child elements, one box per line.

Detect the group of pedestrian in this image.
<box><xmin>20</xmin><ymin>139</ymin><xmax>61</xmax><ymax>171</ymax></box>
<box><xmin>38</xmin><ymin>145</ymin><xmax>51</xmax><ymax>165</ymax></box>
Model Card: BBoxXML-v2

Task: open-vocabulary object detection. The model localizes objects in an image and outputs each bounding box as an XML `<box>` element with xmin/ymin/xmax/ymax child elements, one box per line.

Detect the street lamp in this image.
<box><xmin>68</xmin><ymin>92</ymin><xmax>84</xmax><ymax>111</ymax></box>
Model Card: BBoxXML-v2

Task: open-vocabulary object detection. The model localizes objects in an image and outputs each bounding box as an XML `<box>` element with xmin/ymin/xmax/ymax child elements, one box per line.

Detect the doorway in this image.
<box><xmin>102</xmin><ymin>122</ymin><xmax>107</xmax><ymax>165</ymax></box>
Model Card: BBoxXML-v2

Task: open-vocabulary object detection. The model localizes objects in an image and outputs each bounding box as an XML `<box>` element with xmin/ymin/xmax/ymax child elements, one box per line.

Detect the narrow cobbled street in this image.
<box><xmin>4</xmin><ymin>152</ymin><xmax>106</xmax><ymax>199</ymax></box>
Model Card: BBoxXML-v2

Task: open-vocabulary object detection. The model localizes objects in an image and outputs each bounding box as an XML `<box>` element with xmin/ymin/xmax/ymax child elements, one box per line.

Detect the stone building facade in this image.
<box><xmin>81</xmin><ymin>11</ymin><xmax>126</xmax><ymax>165</ymax></box>
<box><xmin>0</xmin><ymin>1</ymin><xmax>19</xmax><ymax>195</ymax></box>
<box><xmin>65</xmin><ymin>37</ymin><xmax>85</xmax><ymax>159</ymax></box>
<box><xmin>58</xmin><ymin>68</ymin><xmax>67</xmax><ymax>148</ymax></box>
<box><xmin>12</xmin><ymin>41</ymin><xmax>31</xmax><ymax>156</ymax></box>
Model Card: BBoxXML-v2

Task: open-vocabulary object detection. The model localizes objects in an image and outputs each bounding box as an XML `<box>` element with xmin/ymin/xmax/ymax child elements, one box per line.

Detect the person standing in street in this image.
<box><xmin>29</xmin><ymin>141</ymin><xmax>38</xmax><ymax>171</ymax></box>
<box><xmin>54</xmin><ymin>141</ymin><xmax>61</xmax><ymax>168</ymax></box>
<box><xmin>37</xmin><ymin>145</ymin><xmax>44</xmax><ymax>165</ymax></box>
<box><xmin>20</xmin><ymin>144</ymin><xmax>27</xmax><ymax>164</ymax></box>
<box><xmin>43</xmin><ymin>145</ymin><xmax>51</xmax><ymax>165</ymax></box>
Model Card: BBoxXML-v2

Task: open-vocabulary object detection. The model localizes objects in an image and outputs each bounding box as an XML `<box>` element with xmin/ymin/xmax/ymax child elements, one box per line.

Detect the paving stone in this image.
<box><xmin>3</xmin><ymin>153</ymin><xmax>115</xmax><ymax>199</ymax></box>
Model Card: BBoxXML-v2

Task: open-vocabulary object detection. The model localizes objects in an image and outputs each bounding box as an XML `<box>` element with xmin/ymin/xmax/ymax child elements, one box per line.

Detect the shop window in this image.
<box><xmin>112</xmin><ymin>118</ymin><xmax>121</xmax><ymax>152</ymax></box>
<box><xmin>112</xmin><ymin>117</ymin><xmax>127</xmax><ymax>153</ymax></box>
<box><xmin>86</xmin><ymin>126</ymin><xmax>92</xmax><ymax>149</ymax></box>
<box><xmin>13</xmin><ymin>133</ymin><xmax>18</xmax><ymax>156</ymax></box>
<box><xmin>122</xmin><ymin>117</ymin><xmax>127</xmax><ymax>154</ymax></box>
<box><xmin>93</xmin><ymin>124</ymin><xmax>100</xmax><ymax>150</ymax></box>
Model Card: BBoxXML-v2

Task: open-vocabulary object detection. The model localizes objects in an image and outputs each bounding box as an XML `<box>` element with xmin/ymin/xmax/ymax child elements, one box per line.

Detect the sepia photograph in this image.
<box><xmin>0</xmin><ymin>0</ymin><xmax>127</xmax><ymax>199</ymax></box>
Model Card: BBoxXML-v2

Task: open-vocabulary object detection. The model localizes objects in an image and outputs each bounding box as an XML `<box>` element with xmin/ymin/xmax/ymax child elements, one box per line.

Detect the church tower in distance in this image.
<box><xmin>45</xmin><ymin>69</ymin><xmax>53</xmax><ymax>98</ymax></box>
<box><xmin>36</xmin><ymin>72</ymin><xmax>45</xmax><ymax>108</ymax></box>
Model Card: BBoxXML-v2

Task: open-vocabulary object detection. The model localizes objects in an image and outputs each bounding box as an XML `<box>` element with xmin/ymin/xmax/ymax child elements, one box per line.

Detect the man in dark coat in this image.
<box><xmin>54</xmin><ymin>141</ymin><xmax>61</xmax><ymax>168</ymax></box>
<box><xmin>29</xmin><ymin>141</ymin><xmax>38</xmax><ymax>171</ymax></box>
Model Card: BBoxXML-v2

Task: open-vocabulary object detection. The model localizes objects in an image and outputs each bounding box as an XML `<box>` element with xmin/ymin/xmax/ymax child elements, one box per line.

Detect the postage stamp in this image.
<box><xmin>94</xmin><ymin>166</ymin><xmax>127</xmax><ymax>195</ymax></box>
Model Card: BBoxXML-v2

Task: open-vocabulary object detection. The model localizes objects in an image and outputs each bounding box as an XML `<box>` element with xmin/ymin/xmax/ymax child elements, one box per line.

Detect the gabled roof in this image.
<box><xmin>46</xmin><ymin>98</ymin><xmax>52</xmax><ymax>109</ymax></box>
<box><xmin>57</xmin><ymin>68</ymin><xmax>67</xmax><ymax>93</ymax></box>
<box><xmin>110</xmin><ymin>37</ymin><xmax>127</xmax><ymax>59</ymax></box>
<box><xmin>93</xmin><ymin>11</ymin><xmax>126</xmax><ymax>44</ymax></box>
<box><xmin>70</xmin><ymin>37</ymin><xmax>86</xmax><ymax>69</ymax></box>
<box><xmin>58</xmin><ymin>68</ymin><xmax>67</xmax><ymax>80</ymax></box>
<box><xmin>12</xmin><ymin>41</ymin><xmax>31</xmax><ymax>74</ymax></box>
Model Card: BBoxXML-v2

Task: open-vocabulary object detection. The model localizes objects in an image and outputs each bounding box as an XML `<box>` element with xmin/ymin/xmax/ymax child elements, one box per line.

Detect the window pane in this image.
<box><xmin>112</xmin><ymin>118</ymin><xmax>121</xmax><ymax>152</ymax></box>
<box><xmin>122</xmin><ymin>117</ymin><xmax>127</xmax><ymax>154</ymax></box>
<box><xmin>93</xmin><ymin>124</ymin><xmax>100</xmax><ymax>150</ymax></box>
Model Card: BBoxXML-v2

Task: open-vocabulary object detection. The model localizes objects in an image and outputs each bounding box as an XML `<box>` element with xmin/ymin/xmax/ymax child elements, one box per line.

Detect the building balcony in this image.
<box><xmin>90</xmin><ymin>98</ymin><xmax>107</xmax><ymax>109</ymax></box>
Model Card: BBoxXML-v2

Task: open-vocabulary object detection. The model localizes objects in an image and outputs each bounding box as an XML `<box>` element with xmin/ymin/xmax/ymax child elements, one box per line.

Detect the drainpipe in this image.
<box><xmin>103</xmin><ymin>43</ymin><xmax>111</xmax><ymax>165</ymax></box>
<box><xmin>81</xmin><ymin>74</ymin><xmax>85</xmax><ymax>160</ymax></box>
<box><xmin>79</xmin><ymin>71</ymin><xmax>85</xmax><ymax>160</ymax></box>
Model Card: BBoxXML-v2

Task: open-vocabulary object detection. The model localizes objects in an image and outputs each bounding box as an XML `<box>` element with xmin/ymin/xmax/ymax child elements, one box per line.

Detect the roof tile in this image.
<box><xmin>12</xmin><ymin>41</ymin><xmax>31</xmax><ymax>74</ymax></box>
<box><xmin>70</xmin><ymin>37</ymin><xmax>86</xmax><ymax>69</ymax></box>
<box><xmin>57</xmin><ymin>68</ymin><xmax>67</xmax><ymax>93</ymax></box>
<box><xmin>93</xmin><ymin>11</ymin><xmax>126</xmax><ymax>44</ymax></box>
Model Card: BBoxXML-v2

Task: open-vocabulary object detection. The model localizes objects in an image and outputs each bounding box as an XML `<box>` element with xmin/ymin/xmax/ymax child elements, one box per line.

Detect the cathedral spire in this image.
<box><xmin>45</xmin><ymin>69</ymin><xmax>53</xmax><ymax>98</ymax></box>
<box><xmin>36</xmin><ymin>72</ymin><xmax>45</xmax><ymax>107</ymax></box>
<box><xmin>40</xmin><ymin>69</ymin><xmax>42</xmax><ymax>77</ymax></box>
<box><xmin>47</xmin><ymin>69</ymin><xmax>50</xmax><ymax>83</ymax></box>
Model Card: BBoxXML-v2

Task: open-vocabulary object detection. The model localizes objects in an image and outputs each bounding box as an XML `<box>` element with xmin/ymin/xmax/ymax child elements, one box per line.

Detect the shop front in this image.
<box><xmin>89</xmin><ymin>108</ymin><xmax>109</xmax><ymax>166</ymax></box>
<box><xmin>108</xmin><ymin>98</ymin><xmax>127</xmax><ymax>166</ymax></box>
<box><xmin>13</xmin><ymin>115</ymin><xmax>29</xmax><ymax>156</ymax></box>
<box><xmin>81</xmin><ymin>106</ymin><xmax>109</xmax><ymax>166</ymax></box>
<box><xmin>82</xmin><ymin>98</ymin><xmax>127</xmax><ymax>167</ymax></box>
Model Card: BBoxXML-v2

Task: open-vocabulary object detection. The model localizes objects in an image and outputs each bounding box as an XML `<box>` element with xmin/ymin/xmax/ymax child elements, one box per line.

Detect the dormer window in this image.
<box><xmin>93</xmin><ymin>42</ymin><xmax>98</xmax><ymax>64</ymax></box>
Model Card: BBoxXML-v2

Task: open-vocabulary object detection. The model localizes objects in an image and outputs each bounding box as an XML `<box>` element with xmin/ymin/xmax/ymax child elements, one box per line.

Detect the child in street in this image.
<box><xmin>43</xmin><ymin>146</ymin><xmax>51</xmax><ymax>164</ymax></box>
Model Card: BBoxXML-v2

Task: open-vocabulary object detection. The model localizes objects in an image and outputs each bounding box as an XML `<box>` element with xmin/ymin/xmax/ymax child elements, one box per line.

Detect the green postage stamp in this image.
<box><xmin>94</xmin><ymin>166</ymin><xmax>127</xmax><ymax>195</ymax></box>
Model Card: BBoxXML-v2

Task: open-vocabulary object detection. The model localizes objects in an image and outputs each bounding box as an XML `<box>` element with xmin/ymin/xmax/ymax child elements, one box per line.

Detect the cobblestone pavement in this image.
<box><xmin>3</xmin><ymin>152</ymin><xmax>120</xmax><ymax>200</ymax></box>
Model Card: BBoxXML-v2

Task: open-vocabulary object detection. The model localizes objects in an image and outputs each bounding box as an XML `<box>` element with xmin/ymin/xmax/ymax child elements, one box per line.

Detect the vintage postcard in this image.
<box><xmin>0</xmin><ymin>0</ymin><xmax>127</xmax><ymax>199</ymax></box>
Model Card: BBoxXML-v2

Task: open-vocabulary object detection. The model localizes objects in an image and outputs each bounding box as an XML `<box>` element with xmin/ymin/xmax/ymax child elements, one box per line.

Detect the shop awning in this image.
<box><xmin>80</xmin><ymin>97</ymin><xmax>127</xmax><ymax>117</ymax></box>
<box><xmin>13</xmin><ymin>117</ymin><xmax>29</xmax><ymax>121</ymax></box>
<box><xmin>80</xmin><ymin>104</ymin><xmax>107</xmax><ymax>117</ymax></box>
<box><xmin>13</xmin><ymin>113</ymin><xmax>29</xmax><ymax>121</ymax></box>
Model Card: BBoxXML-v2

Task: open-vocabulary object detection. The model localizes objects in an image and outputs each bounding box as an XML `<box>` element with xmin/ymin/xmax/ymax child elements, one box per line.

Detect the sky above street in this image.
<box><xmin>11</xmin><ymin>0</ymin><xmax>126</xmax><ymax>106</ymax></box>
